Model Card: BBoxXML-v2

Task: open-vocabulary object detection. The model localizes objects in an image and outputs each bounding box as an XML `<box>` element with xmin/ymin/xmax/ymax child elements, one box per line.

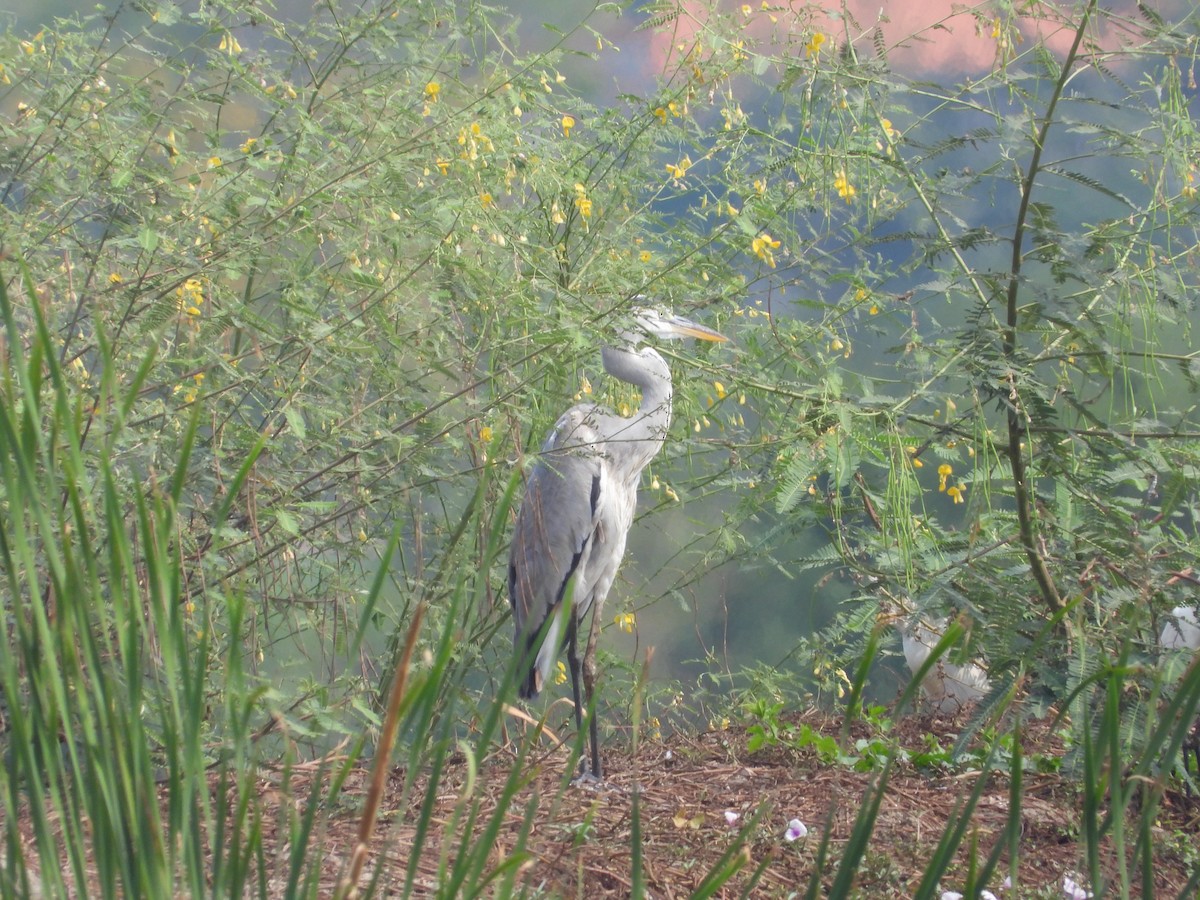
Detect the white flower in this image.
<box><xmin>940</xmin><ymin>893</ymin><xmax>963</xmax><ymax>900</ymax></box>
<box><xmin>981</xmin><ymin>892</ymin><xmax>999</xmax><ymax>900</ymax></box>
<box><xmin>1062</xmin><ymin>875</ymin><xmax>1092</xmax><ymax>899</ymax></box>
<box><xmin>784</xmin><ymin>818</ymin><xmax>807</xmax><ymax>841</ymax></box>
<box><xmin>724</xmin><ymin>810</ymin><xmax>739</xmax><ymax>826</ymax></box>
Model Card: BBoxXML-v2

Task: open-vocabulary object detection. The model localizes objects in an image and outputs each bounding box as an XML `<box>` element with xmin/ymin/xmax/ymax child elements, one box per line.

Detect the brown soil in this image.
<box><xmin>313</xmin><ymin>709</ymin><xmax>1200</xmax><ymax>898</ymax></box>
<box><xmin>13</xmin><ymin>710</ymin><xmax>1200</xmax><ymax>897</ymax></box>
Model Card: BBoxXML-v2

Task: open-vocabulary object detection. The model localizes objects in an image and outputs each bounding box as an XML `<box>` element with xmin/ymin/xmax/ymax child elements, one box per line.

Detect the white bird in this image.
<box><xmin>508</xmin><ymin>307</ymin><xmax>727</xmax><ymax>781</ymax></box>
<box><xmin>1158</xmin><ymin>605</ymin><xmax>1200</xmax><ymax>783</ymax></box>
<box><xmin>901</xmin><ymin>617</ymin><xmax>990</xmax><ymax>712</ymax></box>
<box><xmin>1159</xmin><ymin>606</ymin><xmax>1200</xmax><ymax>651</ymax></box>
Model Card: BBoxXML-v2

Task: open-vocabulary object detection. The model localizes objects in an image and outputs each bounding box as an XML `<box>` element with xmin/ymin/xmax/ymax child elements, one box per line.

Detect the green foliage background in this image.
<box><xmin>2</xmin><ymin>0</ymin><xmax>1200</xmax><ymax>894</ymax></box>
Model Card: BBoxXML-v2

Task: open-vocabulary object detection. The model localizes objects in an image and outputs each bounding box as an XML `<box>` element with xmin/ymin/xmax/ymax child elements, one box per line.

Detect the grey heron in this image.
<box><xmin>507</xmin><ymin>307</ymin><xmax>727</xmax><ymax>781</ymax></box>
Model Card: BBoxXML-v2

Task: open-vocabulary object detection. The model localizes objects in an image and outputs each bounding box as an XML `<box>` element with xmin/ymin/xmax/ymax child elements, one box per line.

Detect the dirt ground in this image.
<box><xmin>311</xmin><ymin>709</ymin><xmax>1200</xmax><ymax>898</ymax></box>
<box><xmin>12</xmin><ymin>709</ymin><xmax>1200</xmax><ymax>897</ymax></box>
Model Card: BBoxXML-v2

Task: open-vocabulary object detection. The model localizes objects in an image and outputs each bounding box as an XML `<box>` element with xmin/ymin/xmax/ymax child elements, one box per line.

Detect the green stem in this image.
<box><xmin>1003</xmin><ymin>0</ymin><xmax>1097</xmax><ymax>616</ymax></box>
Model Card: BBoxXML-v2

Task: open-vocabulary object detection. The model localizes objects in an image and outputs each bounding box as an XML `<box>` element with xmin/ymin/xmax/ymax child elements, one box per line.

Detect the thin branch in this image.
<box><xmin>1002</xmin><ymin>0</ymin><xmax>1099</xmax><ymax>616</ymax></box>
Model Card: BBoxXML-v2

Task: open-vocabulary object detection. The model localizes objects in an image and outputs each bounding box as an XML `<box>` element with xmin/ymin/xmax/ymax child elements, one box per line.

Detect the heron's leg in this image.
<box><xmin>565</xmin><ymin>617</ymin><xmax>587</xmax><ymax>773</ymax></box>
<box><xmin>581</xmin><ymin>604</ymin><xmax>604</xmax><ymax>780</ymax></box>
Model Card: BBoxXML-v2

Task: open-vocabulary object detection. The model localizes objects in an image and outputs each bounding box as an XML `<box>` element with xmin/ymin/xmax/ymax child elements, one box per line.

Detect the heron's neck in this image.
<box><xmin>600</xmin><ymin>345</ymin><xmax>673</xmax><ymax>464</ymax></box>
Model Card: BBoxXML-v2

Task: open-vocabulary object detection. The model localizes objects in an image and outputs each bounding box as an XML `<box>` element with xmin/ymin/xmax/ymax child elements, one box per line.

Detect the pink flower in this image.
<box><xmin>784</xmin><ymin>818</ymin><xmax>808</xmax><ymax>841</ymax></box>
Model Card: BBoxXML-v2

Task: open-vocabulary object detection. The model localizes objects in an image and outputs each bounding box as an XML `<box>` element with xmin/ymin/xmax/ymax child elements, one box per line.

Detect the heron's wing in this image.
<box><xmin>508</xmin><ymin>407</ymin><xmax>607</xmax><ymax>697</ymax></box>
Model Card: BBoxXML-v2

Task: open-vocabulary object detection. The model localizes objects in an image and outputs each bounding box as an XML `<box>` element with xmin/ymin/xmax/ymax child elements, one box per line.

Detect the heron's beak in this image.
<box><xmin>662</xmin><ymin>315</ymin><xmax>728</xmax><ymax>343</ymax></box>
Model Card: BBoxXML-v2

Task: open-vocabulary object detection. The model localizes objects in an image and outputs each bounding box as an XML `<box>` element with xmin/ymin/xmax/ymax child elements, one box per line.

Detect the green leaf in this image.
<box><xmin>138</xmin><ymin>227</ymin><xmax>158</xmax><ymax>253</ymax></box>
<box><xmin>283</xmin><ymin>405</ymin><xmax>306</xmax><ymax>440</ymax></box>
<box><xmin>273</xmin><ymin>508</ymin><xmax>299</xmax><ymax>536</ymax></box>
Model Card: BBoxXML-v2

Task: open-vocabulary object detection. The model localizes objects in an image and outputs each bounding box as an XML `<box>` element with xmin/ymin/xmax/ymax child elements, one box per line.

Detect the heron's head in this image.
<box><xmin>627</xmin><ymin>306</ymin><xmax>728</xmax><ymax>346</ymax></box>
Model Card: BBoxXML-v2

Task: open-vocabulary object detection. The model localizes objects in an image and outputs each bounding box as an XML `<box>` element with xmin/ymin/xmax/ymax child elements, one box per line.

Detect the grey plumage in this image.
<box><xmin>508</xmin><ymin>308</ymin><xmax>726</xmax><ymax>780</ymax></box>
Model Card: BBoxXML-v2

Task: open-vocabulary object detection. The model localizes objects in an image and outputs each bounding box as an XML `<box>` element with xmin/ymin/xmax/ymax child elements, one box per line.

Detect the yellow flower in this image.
<box><xmin>108</xmin><ymin>272</ymin><xmax>122</xmax><ymax>285</ymax></box>
<box><xmin>177</xmin><ymin>278</ymin><xmax>204</xmax><ymax>312</ymax></box>
<box><xmin>208</xmin><ymin>156</ymin><xmax>223</xmax><ymax>169</ymax></box>
<box><xmin>480</xmin><ymin>192</ymin><xmax>494</xmax><ymax>209</ymax></box>
<box><xmin>653</xmin><ymin>106</ymin><xmax>668</xmax><ymax>124</ymax></box>
<box><xmin>424</xmin><ymin>81</ymin><xmax>440</xmax><ymax>101</ymax></box>
<box><xmin>554</xmin><ymin>661</ymin><xmax>568</xmax><ymax>685</ymax></box>
<box><xmin>640</xmin><ymin>250</ymin><xmax>652</xmax><ymax>263</ymax></box>
<box><xmin>833</xmin><ymin>170</ymin><xmax>856</xmax><ymax>202</ymax></box>
<box><xmin>713</xmin><ymin>381</ymin><xmax>727</xmax><ymax>400</ymax></box>
<box><xmin>239</xmin><ymin>137</ymin><xmax>257</xmax><ymax>154</ymax></box>
<box><xmin>751</xmin><ymin>232</ymin><xmax>781</xmax><ymax>267</ymax></box>
<box><xmin>741</xmin><ymin>4</ymin><xmax>752</xmax><ymax>15</ymax></box>
<box><xmin>753</xmin><ymin>178</ymin><xmax>766</xmax><ymax>195</ymax></box>
<box><xmin>614</xmin><ymin>612</ymin><xmax>636</xmax><ymax>633</ymax></box>
<box><xmin>218</xmin><ymin>32</ymin><xmax>242</xmax><ymax>55</ymax></box>
<box><xmin>480</xmin><ymin>425</ymin><xmax>493</xmax><ymax>443</ymax></box>
<box><xmin>665</xmin><ymin>155</ymin><xmax>692</xmax><ymax>181</ymax></box>
<box><xmin>805</xmin><ymin>32</ymin><xmax>825</xmax><ymax>58</ymax></box>
<box><xmin>991</xmin><ymin>17</ymin><xmax>1002</xmax><ymax>39</ymax></box>
<box><xmin>573</xmin><ymin>183</ymin><xmax>592</xmax><ymax>219</ymax></box>
<box><xmin>938</xmin><ymin>463</ymin><xmax>952</xmax><ymax>492</ymax></box>
<box><xmin>435</xmin><ymin>158</ymin><xmax>450</xmax><ymax>175</ymax></box>
<box><xmin>947</xmin><ymin>484</ymin><xmax>965</xmax><ymax>504</ymax></box>
<box><xmin>561</xmin><ymin>114</ymin><xmax>575</xmax><ymax>137</ymax></box>
<box><xmin>829</xmin><ymin>337</ymin><xmax>844</xmax><ymax>352</ymax></box>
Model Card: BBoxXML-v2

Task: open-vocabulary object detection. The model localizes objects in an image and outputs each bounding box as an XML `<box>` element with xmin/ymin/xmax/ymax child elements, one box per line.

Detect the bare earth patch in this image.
<box><xmin>312</xmin><ymin>710</ymin><xmax>1200</xmax><ymax>897</ymax></box>
<box><xmin>13</xmin><ymin>711</ymin><xmax>1200</xmax><ymax>897</ymax></box>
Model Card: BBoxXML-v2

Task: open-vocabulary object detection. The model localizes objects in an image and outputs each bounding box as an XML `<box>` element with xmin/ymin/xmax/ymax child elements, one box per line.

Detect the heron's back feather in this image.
<box><xmin>508</xmin><ymin>406</ymin><xmax>639</xmax><ymax>698</ymax></box>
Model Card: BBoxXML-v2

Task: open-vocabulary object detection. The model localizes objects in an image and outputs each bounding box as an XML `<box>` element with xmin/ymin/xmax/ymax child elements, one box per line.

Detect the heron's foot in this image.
<box><xmin>570</xmin><ymin>776</ymin><xmax>633</xmax><ymax>793</ymax></box>
<box><xmin>570</xmin><ymin>768</ymin><xmax>602</xmax><ymax>786</ymax></box>
<box><xmin>569</xmin><ymin>770</ymin><xmax>621</xmax><ymax>791</ymax></box>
